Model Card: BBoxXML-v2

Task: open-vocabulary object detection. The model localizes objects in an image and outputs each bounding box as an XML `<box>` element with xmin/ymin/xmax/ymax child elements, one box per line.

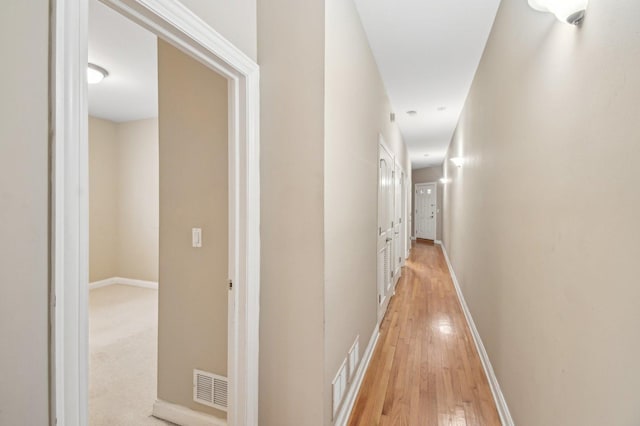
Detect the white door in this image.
<box><xmin>415</xmin><ymin>183</ymin><xmax>436</xmax><ymax>240</ymax></box>
<box><xmin>400</xmin><ymin>171</ymin><xmax>407</xmax><ymax>263</ymax></box>
<box><xmin>392</xmin><ymin>163</ymin><xmax>403</xmax><ymax>282</ymax></box>
<box><xmin>377</xmin><ymin>142</ymin><xmax>394</xmax><ymax>321</ymax></box>
<box><xmin>406</xmin><ymin>179</ymin><xmax>412</xmax><ymax>256</ymax></box>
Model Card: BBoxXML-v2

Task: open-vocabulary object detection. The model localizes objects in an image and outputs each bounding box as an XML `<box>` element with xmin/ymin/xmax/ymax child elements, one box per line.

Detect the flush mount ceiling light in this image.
<box><xmin>87</xmin><ymin>63</ymin><xmax>109</xmax><ymax>84</ymax></box>
<box><xmin>450</xmin><ymin>157</ymin><xmax>464</xmax><ymax>168</ymax></box>
<box><xmin>528</xmin><ymin>0</ymin><xmax>588</xmax><ymax>25</ymax></box>
<box><xmin>406</xmin><ymin>110</ymin><xmax>417</xmax><ymax>116</ymax></box>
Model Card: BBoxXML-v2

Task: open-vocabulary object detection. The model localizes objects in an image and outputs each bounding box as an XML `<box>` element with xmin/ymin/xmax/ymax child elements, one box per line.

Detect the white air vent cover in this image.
<box><xmin>193</xmin><ymin>369</ymin><xmax>228</xmax><ymax>411</ymax></box>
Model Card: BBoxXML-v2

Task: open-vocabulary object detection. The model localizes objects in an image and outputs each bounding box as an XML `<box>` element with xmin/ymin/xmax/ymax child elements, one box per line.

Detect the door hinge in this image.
<box><xmin>228</xmin><ymin>280</ymin><xmax>233</xmax><ymax>290</ymax></box>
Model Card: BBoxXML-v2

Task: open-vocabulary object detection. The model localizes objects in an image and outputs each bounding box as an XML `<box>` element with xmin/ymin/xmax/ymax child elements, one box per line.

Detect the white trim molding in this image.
<box><xmin>435</xmin><ymin>240</ymin><xmax>443</xmax><ymax>245</ymax></box>
<box><xmin>152</xmin><ymin>400</ymin><xmax>227</xmax><ymax>426</ymax></box>
<box><xmin>440</xmin><ymin>245</ymin><xmax>514</xmax><ymax>426</ymax></box>
<box><xmin>88</xmin><ymin>277</ymin><xmax>159</xmax><ymax>290</ymax></box>
<box><xmin>51</xmin><ymin>1</ymin><xmax>260</xmax><ymax>425</ymax></box>
<box><xmin>333</xmin><ymin>327</ymin><xmax>380</xmax><ymax>426</ymax></box>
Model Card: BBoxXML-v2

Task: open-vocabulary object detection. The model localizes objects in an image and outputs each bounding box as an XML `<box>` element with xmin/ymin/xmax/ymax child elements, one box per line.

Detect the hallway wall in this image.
<box><xmin>179</xmin><ymin>0</ymin><xmax>256</xmax><ymax>61</ymax></box>
<box><xmin>411</xmin><ymin>165</ymin><xmax>443</xmax><ymax>241</ymax></box>
<box><xmin>0</xmin><ymin>1</ymin><xmax>49</xmax><ymax>424</ymax></box>
<box><xmin>442</xmin><ymin>0</ymin><xmax>640</xmax><ymax>425</ymax></box>
<box><xmin>258</xmin><ymin>0</ymin><xmax>327</xmax><ymax>423</ymax></box>
<box><xmin>324</xmin><ymin>0</ymin><xmax>409</xmax><ymax>423</ymax></box>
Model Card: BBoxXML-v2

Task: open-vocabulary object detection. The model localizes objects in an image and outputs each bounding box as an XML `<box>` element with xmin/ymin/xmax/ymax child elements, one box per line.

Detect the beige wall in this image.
<box><xmin>442</xmin><ymin>1</ymin><xmax>640</xmax><ymax>425</ymax></box>
<box><xmin>258</xmin><ymin>0</ymin><xmax>327</xmax><ymax>423</ymax></box>
<box><xmin>89</xmin><ymin>117</ymin><xmax>159</xmax><ymax>282</ymax></box>
<box><xmin>157</xmin><ymin>40</ymin><xmax>228</xmax><ymax>419</ymax></box>
<box><xmin>180</xmin><ymin>0</ymin><xmax>256</xmax><ymax>61</ymax></box>
<box><xmin>0</xmin><ymin>1</ymin><xmax>49</xmax><ymax>424</ymax></box>
<box><xmin>324</xmin><ymin>0</ymin><xmax>409</xmax><ymax>423</ymax></box>
<box><xmin>116</xmin><ymin>118</ymin><xmax>159</xmax><ymax>282</ymax></box>
<box><xmin>90</xmin><ymin>117</ymin><xmax>120</xmax><ymax>281</ymax></box>
<box><xmin>411</xmin><ymin>165</ymin><xmax>443</xmax><ymax>241</ymax></box>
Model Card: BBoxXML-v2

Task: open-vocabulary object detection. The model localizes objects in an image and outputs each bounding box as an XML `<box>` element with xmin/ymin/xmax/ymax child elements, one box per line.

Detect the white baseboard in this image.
<box><xmin>89</xmin><ymin>276</ymin><xmax>158</xmax><ymax>290</ymax></box>
<box><xmin>435</xmin><ymin>240</ymin><xmax>443</xmax><ymax>245</ymax></box>
<box><xmin>152</xmin><ymin>400</ymin><xmax>226</xmax><ymax>426</ymax></box>
<box><xmin>88</xmin><ymin>277</ymin><xmax>117</xmax><ymax>290</ymax></box>
<box><xmin>334</xmin><ymin>326</ymin><xmax>380</xmax><ymax>426</ymax></box>
<box><xmin>440</xmin><ymin>245</ymin><xmax>514</xmax><ymax>426</ymax></box>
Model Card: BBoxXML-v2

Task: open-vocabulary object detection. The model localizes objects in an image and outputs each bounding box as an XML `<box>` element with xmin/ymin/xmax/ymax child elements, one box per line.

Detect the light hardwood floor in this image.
<box><xmin>348</xmin><ymin>241</ymin><xmax>501</xmax><ymax>426</ymax></box>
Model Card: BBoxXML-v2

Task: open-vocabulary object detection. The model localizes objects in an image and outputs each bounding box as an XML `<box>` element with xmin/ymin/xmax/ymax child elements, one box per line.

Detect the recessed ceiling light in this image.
<box><xmin>406</xmin><ymin>110</ymin><xmax>417</xmax><ymax>116</ymax></box>
<box><xmin>87</xmin><ymin>63</ymin><xmax>109</xmax><ymax>84</ymax></box>
<box><xmin>437</xmin><ymin>106</ymin><xmax>447</xmax><ymax>111</ymax></box>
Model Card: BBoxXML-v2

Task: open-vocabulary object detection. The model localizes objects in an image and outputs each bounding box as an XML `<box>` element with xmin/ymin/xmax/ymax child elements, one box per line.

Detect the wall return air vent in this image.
<box><xmin>193</xmin><ymin>369</ymin><xmax>228</xmax><ymax>412</ymax></box>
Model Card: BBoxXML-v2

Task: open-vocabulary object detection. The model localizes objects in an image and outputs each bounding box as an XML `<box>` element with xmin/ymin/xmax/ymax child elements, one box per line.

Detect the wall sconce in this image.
<box><xmin>450</xmin><ymin>157</ymin><xmax>464</xmax><ymax>168</ymax></box>
<box><xmin>528</xmin><ymin>0</ymin><xmax>588</xmax><ymax>25</ymax></box>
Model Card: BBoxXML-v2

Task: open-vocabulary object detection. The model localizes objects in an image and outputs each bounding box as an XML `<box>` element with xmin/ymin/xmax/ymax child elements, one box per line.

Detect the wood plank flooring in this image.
<box><xmin>348</xmin><ymin>241</ymin><xmax>501</xmax><ymax>426</ymax></box>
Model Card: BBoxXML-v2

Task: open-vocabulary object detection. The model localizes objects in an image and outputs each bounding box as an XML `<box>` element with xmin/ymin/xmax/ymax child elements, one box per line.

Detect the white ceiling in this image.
<box><xmin>88</xmin><ymin>0</ymin><xmax>157</xmax><ymax>122</ymax></box>
<box><xmin>353</xmin><ymin>0</ymin><xmax>501</xmax><ymax>169</ymax></box>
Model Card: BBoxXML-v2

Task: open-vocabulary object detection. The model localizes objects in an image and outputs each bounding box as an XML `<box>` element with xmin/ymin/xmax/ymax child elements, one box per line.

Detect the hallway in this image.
<box><xmin>349</xmin><ymin>242</ymin><xmax>500</xmax><ymax>425</ymax></box>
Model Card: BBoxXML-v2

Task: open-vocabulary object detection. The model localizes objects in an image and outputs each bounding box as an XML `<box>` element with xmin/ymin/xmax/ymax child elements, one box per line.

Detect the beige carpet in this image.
<box><xmin>89</xmin><ymin>284</ymin><xmax>172</xmax><ymax>425</ymax></box>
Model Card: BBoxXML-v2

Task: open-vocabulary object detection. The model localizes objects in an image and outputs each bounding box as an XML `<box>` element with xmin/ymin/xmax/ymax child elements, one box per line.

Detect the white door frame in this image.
<box><xmin>51</xmin><ymin>1</ymin><xmax>260</xmax><ymax>425</ymax></box>
<box><xmin>415</xmin><ymin>182</ymin><xmax>437</xmax><ymax>241</ymax></box>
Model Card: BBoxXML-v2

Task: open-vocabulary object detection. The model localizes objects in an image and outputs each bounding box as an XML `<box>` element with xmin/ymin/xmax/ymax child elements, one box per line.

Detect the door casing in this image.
<box><xmin>50</xmin><ymin>1</ymin><xmax>260</xmax><ymax>425</ymax></box>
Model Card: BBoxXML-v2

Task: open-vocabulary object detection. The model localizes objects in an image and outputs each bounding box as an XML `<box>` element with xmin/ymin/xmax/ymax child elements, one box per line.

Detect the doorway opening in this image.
<box><xmin>51</xmin><ymin>1</ymin><xmax>260</xmax><ymax>425</ymax></box>
<box><xmin>87</xmin><ymin>2</ymin><xmax>161</xmax><ymax>423</ymax></box>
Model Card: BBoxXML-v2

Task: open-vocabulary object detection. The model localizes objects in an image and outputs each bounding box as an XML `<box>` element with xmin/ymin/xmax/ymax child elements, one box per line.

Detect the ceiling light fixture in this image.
<box><xmin>87</xmin><ymin>63</ymin><xmax>109</xmax><ymax>84</ymax></box>
<box><xmin>528</xmin><ymin>0</ymin><xmax>588</xmax><ymax>25</ymax></box>
<box><xmin>450</xmin><ymin>157</ymin><xmax>464</xmax><ymax>168</ymax></box>
<box><xmin>406</xmin><ymin>110</ymin><xmax>417</xmax><ymax>116</ymax></box>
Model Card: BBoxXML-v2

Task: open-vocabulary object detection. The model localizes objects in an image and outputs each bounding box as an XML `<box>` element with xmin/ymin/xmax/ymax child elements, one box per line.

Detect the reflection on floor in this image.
<box><xmin>89</xmin><ymin>284</ymin><xmax>171</xmax><ymax>425</ymax></box>
<box><xmin>348</xmin><ymin>241</ymin><xmax>501</xmax><ymax>425</ymax></box>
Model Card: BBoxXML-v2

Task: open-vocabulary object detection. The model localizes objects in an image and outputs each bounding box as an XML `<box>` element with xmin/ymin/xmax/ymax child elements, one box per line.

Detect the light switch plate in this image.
<box><xmin>192</xmin><ymin>228</ymin><xmax>202</xmax><ymax>248</ymax></box>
